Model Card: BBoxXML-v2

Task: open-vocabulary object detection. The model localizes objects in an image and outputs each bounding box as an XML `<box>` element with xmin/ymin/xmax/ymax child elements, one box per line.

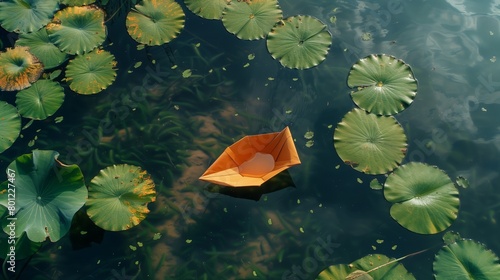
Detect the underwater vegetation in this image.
<box><xmin>0</xmin><ymin>0</ymin><xmax>499</xmax><ymax>279</ymax></box>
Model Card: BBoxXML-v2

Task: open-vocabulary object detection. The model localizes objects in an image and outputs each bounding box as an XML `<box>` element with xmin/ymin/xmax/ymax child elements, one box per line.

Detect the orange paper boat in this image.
<box><xmin>199</xmin><ymin>127</ymin><xmax>301</xmax><ymax>187</ymax></box>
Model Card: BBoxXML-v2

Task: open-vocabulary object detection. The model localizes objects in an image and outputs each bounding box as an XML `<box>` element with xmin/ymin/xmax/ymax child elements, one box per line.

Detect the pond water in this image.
<box><xmin>1</xmin><ymin>0</ymin><xmax>500</xmax><ymax>279</ymax></box>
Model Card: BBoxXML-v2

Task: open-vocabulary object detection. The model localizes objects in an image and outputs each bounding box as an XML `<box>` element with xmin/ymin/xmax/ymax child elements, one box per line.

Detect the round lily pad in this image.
<box><xmin>333</xmin><ymin>108</ymin><xmax>407</xmax><ymax>175</ymax></box>
<box><xmin>46</xmin><ymin>5</ymin><xmax>107</xmax><ymax>55</ymax></box>
<box><xmin>86</xmin><ymin>164</ymin><xmax>156</xmax><ymax>231</ymax></box>
<box><xmin>126</xmin><ymin>0</ymin><xmax>185</xmax><ymax>46</ymax></box>
<box><xmin>266</xmin><ymin>15</ymin><xmax>332</xmax><ymax>69</ymax></box>
<box><xmin>0</xmin><ymin>101</ymin><xmax>21</xmax><ymax>154</ymax></box>
<box><xmin>0</xmin><ymin>0</ymin><xmax>59</xmax><ymax>33</ymax></box>
<box><xmin>317</xmin><ymin>254</ymin><xmax>415</xmax><ymax>280</ymax></box>
<box><xmin>185</xmin><ymin>0</ymin><xmax>228</xmax><ymax>20</ymax></box>
<box><xmin>65</xmin><ymin>49</ymin><xmax>117</xmax><ymax>95</ymax></box>
<box><xmin>0</xmin><ymin>46</ymin><xmax>44</xmax><ymax>91</ymax></box>
<box><xmin>15</xmin><ymin>79</ymin><xmax>65</xmax><ymax>120</ymax></box>
<box><xmin>434</xmin><ymin>239</ymin><xmax>500</xmax><ymax>279</ymax></box>
<box><xmin>0</xmin><ymin>150</ymin><xmax>87</xmax><ymax>242</ymax></box>
<box><xmin>222</xmin><ymin>0</ymin><xmax>282</xmax><ymax>40</ymax></box>
<box><xmin>347</xmin><ymin>54</ymin><xmax>418</xmax><ymax>115</ymax></box>
<box><xmin>16</xmin><ymin>28</ymin><xmax>68</xmax><ymax>69</ymax></box>
<box><xmin>384</xmin><ymin>162</ymin><xmax>460</xmax><ymax>234</ymax></box>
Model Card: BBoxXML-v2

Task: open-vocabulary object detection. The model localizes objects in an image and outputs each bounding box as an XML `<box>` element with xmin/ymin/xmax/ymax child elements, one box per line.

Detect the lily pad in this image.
<box><xmin>126</xmin><ymin>0</ymin><xmax>185</xmax><ymax>46</ymax></box>
<box><xmin>0</xmin><ymin>101</ymin><xmax>21</xmax><ymax>154</ymax></box>
<box><xmin>266</xmin><ymin>15</ymin><xmax>332</xmax><ymax>69</ymax></box>
<box><xmin>0</xmin><ymin>46</ymin><xmax>44</xmax><ymax>91</ymax></box>
<box><xmin>333</xmin><ymin>108</ymin><xmax>407</xmax><ymax>175</ymax></box>
<box><xmin>184</xmin><ymin>0</ymin><xmax>228</xmax><ymax>20</ymax></box>
<box><xmin>15</xmin><ymin>79</ymin><xmax>65</xmax><ymax>120</ymax></box>
<box><xmin>65</xmin><ymin>49</ymin><xmax>117</xmax><ymax>95</ymax></box>
<box><xmin>0</xmin><ymin>150</ymin><xmax>87</xmax><ymax>242</ymax></box>
<box><xmin>384</xmin><ymin>162</ymin><xmax>459</xmax><ymax>234</ymax></box>
<box><xmin>434</xmin><ymin>239</ymin><xmax>500</xmax><ymax>279</ymax></box>
<box><xmin>222</xmin><ymin>0</ymin><xmax>282</xmax><ymax>40</ymax></box>
<box><xmin>46</xmin><ymin>5</ymin><xmax>107</xmax><ymax>55</ymax></box>
<box><xmin>347</xmin><ymin>54</ymin><xmax>418</xmax><ymax>115</ymax></box>
<box><xmin>0</xmin><ymin>232</ymin><xmax>42</xmax><ymax>260</ymax></box>
<box><xmin>317</xmin><ymin>254</ymin><xmax>415</xmax><ymax>280</ymax></box>
<box><xmin>86</xmin><ymin>164</ymin><xmax>156</xmax><ymax>231</ymax></box>
<box><xmin>0</xmin><ymin>0</ymin><xmax>59</xmax><ymax>33</ymax></box>
<box><xmin>16</xmin><ymin>27</ymin><xmax>69</xmax><ymax>69</ymax></box>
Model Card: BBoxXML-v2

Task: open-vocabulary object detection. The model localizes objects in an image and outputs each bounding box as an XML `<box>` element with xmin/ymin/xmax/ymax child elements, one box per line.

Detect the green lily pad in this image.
<box><xmin>266</xmin><ymin>15</ymin><xmax>332</xmax><ymax>69</ymax></box>
<box><xmin>384</xmin><ymin>162</ymin><xmax>459</xmax><ymax>234</ymax></box>
<box><xmin>15</xmin><ymin>79</ymin><xmax>65</xmax><ymax>120</ymax></box>
<box><xmin>333</xmin><ymin>108</ymin><xmax>407</xmax><ymax>175</ymax></box>
<box><xmin>347</xmin><ymin>54</ymin><xmax>418</xmax><ymax>115</ymax></box>
<box><xmin>86</xmin><ymin>164</ymin><xmax>156</xmax><ymax>231</ymax></box>
<box><xmin>0</xmin><ymin>150</ymin><xmax>87</xmax><ymax>242</ymax></box>
<box><xmin>16</xmin><ymin>27</ymin><xmax>68</xmax><ymax>69</ymax></box>
<box><xmin>185</xmin><ymin>0</ymin><xmax>228</xmax><ymax>20</ymax></box>
<box><xmin>65</xmin><ymin>49</ymin><xmax>117</xmax><ymax>95</ymax></box>
<box><xmin>0</xmin><ymin>0</ymin><xmax>59</xmax><ymax>33</ymax></box>
<box><xmin>46</xmin><ymin>5</ymin><xmax>107</xmax><ymax>55</ymax></box>
<box><xmin>317</xmin><ymin>254</ymin><xmax>415</xmax><ymax>280</ymax></box>
<box><xmin>222</xmin><ymin>0</ymin><xmax>282</xmax><ymax>40</ymax></box>
<box><xmin>0</xmin><ymin>46</ymin><xmax>44</xmax><ymax>91</ymax></box>
<box><xmin>0</xmin><ymin>101</ymin><xmax>21</xmax><ymax>154</ymax></box>
<box><xmin>126</xmin><ymin>0</ymin><xmax>185</xmax><ymax>46</ymax></box>
<box><xmin>434</xmin><ymin>239</ymin><xmax>500</xmax><ymax>279</ymax></box>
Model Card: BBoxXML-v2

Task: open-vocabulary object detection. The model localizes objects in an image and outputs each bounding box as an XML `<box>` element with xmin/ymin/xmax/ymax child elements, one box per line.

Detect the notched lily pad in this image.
<box><xmin>126</xmin><ymin>0</ymin><xmax>185</xmax><ymax>46</ymax></box>
<box><xmin>185</xmin><ymin>0</ymin><xmax>228</xmax><ymax>20</ymax></box>
<box><xmin>16</xmin><ymin>79</ymin><xmax>65</xmax><ymax>120</ymax></box>
<box><xmin>0</xmin><ymin>46</ymin><xmax>44</xmax><ymax>91</ymax></box>
<box><xmin>347</xmin><ymin>54</ymin><xmax>418</xmax><ymax>115</ymax></box>
<box><xmin>0</xmin><ymin>101</ymin><xmax>21</xmax><ymax>154</ymax></box>
<box><xmin>384</xmin><ymin>162</ymin><xmax>459</xmax><ymax>234</ymax></box>
<box><xmin>0</xmin><ymin>150</ymin><xmax>87</xmax><ymax>242</ymax></box>
<box><xmin>86</xmin><ymin>164</ymin><xmax>157</xmax><ymax>231</ymax></box>
<box><xmin>333</xmin><ymin>108</ymin><xmax>407</xmax><ymax>175</ymax></box>
<box><xmin>65</xmin><ymin>49</ymin><xmax>117</xmax><ymax>95</ymax></box>
<box><xmin>46</xmin><ymin>5</ymin><xmax>107</xmax><ymax>55</ymax></box>
<box><xmin>222</xmin><ymin>0</ymin><xmax>283</xmax><ymax>40</ymax></box>
<box><xmin>434</xmin><ymin>239</ymin><xmax>500</xmax><ymax>280</ymax></box>
<box><xmin>266</xmin><ymin>15</ymin><xmax>332</xmax><ymax>69</ymax></box>
<box><xmin>0</xmin><ymin>0</ymin><xmax>59</xmax><ymax>33</ymax></box>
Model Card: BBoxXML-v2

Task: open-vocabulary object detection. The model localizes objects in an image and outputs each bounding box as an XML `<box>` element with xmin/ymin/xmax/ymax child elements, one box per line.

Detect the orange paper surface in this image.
<box><xmin>199</xmin><ymin>127</ymin><xmax>301</xmax><ymax>187</ymax></box>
